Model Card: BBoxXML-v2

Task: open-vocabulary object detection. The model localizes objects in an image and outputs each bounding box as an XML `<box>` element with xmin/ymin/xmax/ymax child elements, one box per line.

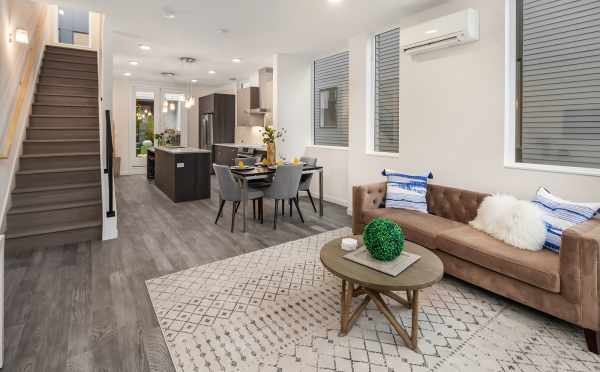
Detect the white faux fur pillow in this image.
<box><xmin>469</xmin><ymin>194</ymin><xmax>546</xmax><ymax>251</ymax></box>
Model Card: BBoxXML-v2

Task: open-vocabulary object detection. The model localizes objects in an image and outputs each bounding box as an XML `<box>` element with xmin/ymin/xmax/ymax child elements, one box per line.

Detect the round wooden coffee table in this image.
<box><xmin>320</xmin><ymin>236</ymin><xmax>444</xmax><ymax>352</ymax></box>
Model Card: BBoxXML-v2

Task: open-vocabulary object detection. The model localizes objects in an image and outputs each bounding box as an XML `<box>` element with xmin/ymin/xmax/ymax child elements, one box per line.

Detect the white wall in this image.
<box><xmin>290</xmin><ymin>0</ymin><xmax>600</xmax><ymax>209</ymax></box>
<box><xmin>273</xmin><ymin>53</ymin><xmax>313</xmax><ymax>160</ymax></box>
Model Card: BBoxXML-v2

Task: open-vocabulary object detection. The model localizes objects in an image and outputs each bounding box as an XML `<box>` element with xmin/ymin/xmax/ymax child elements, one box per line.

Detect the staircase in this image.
<box><xmin>5</xmin><ymin>45</ymin><xmax>103</xmax><ymax>252</ymax></box>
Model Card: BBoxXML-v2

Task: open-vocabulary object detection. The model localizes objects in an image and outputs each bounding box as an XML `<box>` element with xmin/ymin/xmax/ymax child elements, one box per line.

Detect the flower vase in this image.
<box><xmin>267</xmin><ymin>143</ymin><xmax>276</xmax><ymax>165</ymax></box>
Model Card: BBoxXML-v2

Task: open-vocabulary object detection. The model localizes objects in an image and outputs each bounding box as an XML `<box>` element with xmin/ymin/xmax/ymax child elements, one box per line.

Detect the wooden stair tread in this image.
<box><xmin>12</xmin><ymin>182</ymin><xmax>101</xmax><ymax>194</ymax></box>
<box><xmin>35</xmin><ymin>93</ymin><xmax>99</xmax><ymax>98</ymax></box>
<box><xmin>28</xmin><ymin>126</ymin><xmax>99</xmax><ymax>130</ymax></box>
<box><xmin>30</xmin><ymin>114</ymin><xmax>98</xmax><ymax>118</ymax></box>
<box><xmin>17</xmin><ymin>166</ymin><xmax>100</xmax><ymax>175</ymax></box>
<box><xmin>39</xmin><ymin>75</ymin><xmax>98</xmax><ymax>81</ymax></box>
<box><xmin>21</xmin><ymin>152</ymin><xmax>100</xmax><ymax>158</ymax></box>
<box><xmin>8</xmin><ymin>200</ymin><xmax>101</xmax><ymax>215</ymax></box>
<box><xmin>37</xmin><ymin>82</ymin><xmax>98</xmax><ymax>88</ymax></box>
<box><xmin>32</xmin><ymin>103</ymin><xmax>98</xmax><ymax>107</ymax></box>
<box><xmin>6</xmin><ymin>220</ymin><xmax>102</xmax><ymax>239</ymax></box>
<box><xmin>24</xmin><ymin>139</ymin><xmax>99</xmax><ymax>143</ymax></box>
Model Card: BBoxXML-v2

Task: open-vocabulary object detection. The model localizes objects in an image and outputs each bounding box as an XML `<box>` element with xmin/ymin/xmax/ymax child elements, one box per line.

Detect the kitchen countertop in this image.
<box><xmin>155</xmin><ymin>146</ymin><xmax>211</xmax><ymax>154</ymax></box>
<box><xmin>213</xmin><ymin>143</ymin><xmax>266</xmax><ymax>150</ymax></box>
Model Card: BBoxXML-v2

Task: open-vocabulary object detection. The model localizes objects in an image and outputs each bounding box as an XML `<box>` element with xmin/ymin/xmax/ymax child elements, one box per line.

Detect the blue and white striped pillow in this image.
<box><xmin>383</xmin><ymin>169</ymin><xmax>432</xmax><ymax>213</ymax></box>
<box><xmin>532</xmin><ymin>187</ymin><xmax>600</xmax><ymax>253</ymax></box>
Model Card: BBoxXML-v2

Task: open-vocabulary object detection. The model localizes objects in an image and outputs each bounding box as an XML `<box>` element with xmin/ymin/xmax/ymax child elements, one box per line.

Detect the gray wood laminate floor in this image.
<box><xmin>3</xmin><ymin>174</ymin><xmax>351</xmax><ymax>372</ymax></box>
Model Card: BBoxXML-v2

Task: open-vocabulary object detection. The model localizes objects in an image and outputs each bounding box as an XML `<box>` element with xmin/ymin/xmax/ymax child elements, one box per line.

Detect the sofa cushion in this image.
<box><xmin>436</xmin><ymin>226</ymin><xmax>560</xmax><ymax>293</ymax></box>
<box><xmin>363</xmin><ymin>208</ymin><xmax>464</xmax><ymax>249</ymax></box>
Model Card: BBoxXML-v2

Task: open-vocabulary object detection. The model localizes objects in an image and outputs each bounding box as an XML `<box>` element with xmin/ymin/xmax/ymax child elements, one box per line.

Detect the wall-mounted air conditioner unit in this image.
<box><xmin>399</xmin><ymin>8</ymin><xmax>479</xmax><ymax>55</ymax></box>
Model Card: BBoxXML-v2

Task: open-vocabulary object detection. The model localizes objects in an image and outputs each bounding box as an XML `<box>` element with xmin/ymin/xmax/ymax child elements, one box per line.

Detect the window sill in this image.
<box><xmin>505</xmin><ymin>162</ymin><xmax>600</xmax><ymax>178</ymax></box>
<box><xmin>365</xmin><ymin>151</ymin><xmax>399</xmax><ymax>158</ymax></box>
<box><xmin>306</xmin><ymin>145</ymin><xmax>350</xmax><ymax>151</ymax></box>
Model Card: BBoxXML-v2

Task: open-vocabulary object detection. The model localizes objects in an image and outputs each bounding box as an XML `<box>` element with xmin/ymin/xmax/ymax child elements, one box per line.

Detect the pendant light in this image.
<box><xmin>179</xmin><ymin>57</ymin><xmax>196</xmax><ymax>109</ymax></box>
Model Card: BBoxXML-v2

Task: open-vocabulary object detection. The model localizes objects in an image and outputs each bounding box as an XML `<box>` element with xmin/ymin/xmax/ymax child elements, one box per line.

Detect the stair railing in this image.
<box><xmin>104</xmin><ymin>110</ymin><xmax>116</xmax><ymax>218</ymax></box>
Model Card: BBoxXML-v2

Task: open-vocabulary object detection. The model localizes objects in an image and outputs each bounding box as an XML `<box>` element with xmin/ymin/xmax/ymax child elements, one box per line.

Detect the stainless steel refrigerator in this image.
<box><xmin>199</xmin><ymin>113</ymin><xmax>214</xmax><ymax>151</ymax></box>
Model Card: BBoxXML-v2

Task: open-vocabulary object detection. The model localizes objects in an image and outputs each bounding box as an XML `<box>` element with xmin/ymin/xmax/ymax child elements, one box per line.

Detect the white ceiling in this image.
<box><xmin>49</xmin><ymin>0</ymin><xmax>442</xmax><ymax>86</ymax></box>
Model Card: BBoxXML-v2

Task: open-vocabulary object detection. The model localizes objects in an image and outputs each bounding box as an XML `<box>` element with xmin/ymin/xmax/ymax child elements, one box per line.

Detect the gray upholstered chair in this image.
<box><xmin>213</xmin><ymin>164</ymin><xmax>264</xmax><ymax>232</ymax></box>
<box><xmin>262</xmin><ymin>164</ymin><xmax>304</xmax><ymax>229</ymax></box>
<box><xmin>298</xmin><ymin>156</ymin><xmax>317</xmax><ymax>212</ymax></box>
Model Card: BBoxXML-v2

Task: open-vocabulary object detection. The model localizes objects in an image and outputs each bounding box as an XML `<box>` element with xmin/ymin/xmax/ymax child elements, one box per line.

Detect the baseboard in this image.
<box><xmin>310</xmin><ymin>193</ymin><xmax>349</xmax><ymax>208</ymax></box>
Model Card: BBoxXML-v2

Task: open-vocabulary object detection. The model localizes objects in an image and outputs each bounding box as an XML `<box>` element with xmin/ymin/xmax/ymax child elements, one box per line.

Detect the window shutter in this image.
<box><xmin>313</xmin><ymin>51</ymin><xmax>349</xmax><ymax>147</ymax></box>
<box><xmin>519</xmin><ymin>0</ymin><xmax>600</xmax><ymax>169</ymax></box>
<box><xmin>374</xmin><ymin>28</ymin><xmax>400</xmax><ymax>153</ymax></box>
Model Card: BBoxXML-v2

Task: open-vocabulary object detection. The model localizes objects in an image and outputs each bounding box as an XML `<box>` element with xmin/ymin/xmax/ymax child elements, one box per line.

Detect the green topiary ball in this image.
<box><xmin>363</xmin><ymin>218</ymin><xmax>405</xmax><ymax>261</ymax></box>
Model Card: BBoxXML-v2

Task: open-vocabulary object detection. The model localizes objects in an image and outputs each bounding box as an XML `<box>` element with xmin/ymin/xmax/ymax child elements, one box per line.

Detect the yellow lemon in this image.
<box><xmin>238</xmin><ymin>161</ymin><xmax>244</xmax><ymax>168</ymax></box>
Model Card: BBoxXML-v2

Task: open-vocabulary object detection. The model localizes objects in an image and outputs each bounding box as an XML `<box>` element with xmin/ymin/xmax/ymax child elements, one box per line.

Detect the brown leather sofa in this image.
<box><xmin>353</xmin><ymin>182</ymin><xmax>600</xmax><ymax>353</ymax></box>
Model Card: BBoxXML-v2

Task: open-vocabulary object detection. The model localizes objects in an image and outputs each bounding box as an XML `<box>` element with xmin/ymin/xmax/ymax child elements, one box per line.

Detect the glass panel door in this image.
<box><xmin>136</xmin><ymin>91</ymin><xmax>155</xmax><ymax>158</ymax></box>
<box><xmin>131</xmin><ymin>89</ymin><xmax>158</xmax><ymax>169</ymax></box>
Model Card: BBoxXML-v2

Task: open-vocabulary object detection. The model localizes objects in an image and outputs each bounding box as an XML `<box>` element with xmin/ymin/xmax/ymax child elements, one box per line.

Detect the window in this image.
<box><xmin>313</xmin><ymin>51</ymin><xmax>349</xmax><ymax>147</ymax></box>
<box><xmin>373</xmin><ymin>28</ymin><xmax>400</xmax><ymax>153</ymax></box>
<box><xmin>515</xmin><ymin>0</ymin><xmax>600</xmax><ymax>170</ymax></box>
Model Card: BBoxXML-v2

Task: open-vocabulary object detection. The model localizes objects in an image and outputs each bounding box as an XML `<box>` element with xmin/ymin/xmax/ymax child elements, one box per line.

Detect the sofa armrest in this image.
<box><xmin>560</xmin><ymin>218</ymin><xmax>600</xmax><ymax>329</ymax></box>
<box><xmin>352</xmin><ymin>182</ymin><xmax>387</xmax><ymax>234</ymax></box>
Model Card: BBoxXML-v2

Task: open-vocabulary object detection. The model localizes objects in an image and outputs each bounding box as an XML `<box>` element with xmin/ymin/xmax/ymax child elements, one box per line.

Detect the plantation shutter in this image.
<box><xmin>313</xmin><ymin>51</ymin><xmax>349</xmax><ymax>147</ymax></box>
<box><xmin>518</xmin><ymin>0</ymin><xmax>600</xmax><ymax>169</ymax></box>
<box><xmin>374</xmin><ymin>28</ymin><xmax>400</xmax><ymax>153</ymax></box>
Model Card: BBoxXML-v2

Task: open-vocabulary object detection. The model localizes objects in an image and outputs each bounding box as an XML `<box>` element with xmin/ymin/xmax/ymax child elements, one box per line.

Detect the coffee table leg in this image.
<box><xmin>339</xmin><ymin>281</ymin><xmax>370</xmax><ymax>336</ymax></box>
<box><xmin>411</xmin><ymin>289</ymin><xmax>420</xmax><ymax>348</ymax></box>
<box><xmin>340</xmin><ymin>280</ymin><xmax>348</xmax><ymax>334</ymax></box>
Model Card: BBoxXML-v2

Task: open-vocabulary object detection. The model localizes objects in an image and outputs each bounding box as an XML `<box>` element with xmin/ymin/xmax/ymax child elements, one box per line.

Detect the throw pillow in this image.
<box><xmin>470</xmin><ymin>194</ymin><xmax>546</xmax><ymax>251</ymax></box>
<box><xmin>532</xmin><ymin>187</ymin><xmax>600</xmax><ymax>253</ymax></box>
<box><xmin>382</xmin><ymin>169</ymin><xmax>431</xmax><ymax>213</ymax></box>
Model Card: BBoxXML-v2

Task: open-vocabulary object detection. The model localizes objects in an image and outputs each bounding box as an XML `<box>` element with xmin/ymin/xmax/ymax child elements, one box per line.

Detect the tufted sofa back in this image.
<box><xmin>426</xmin><ymin>184</ymin><xmax>488</xmax><ymax>224</ymax></box>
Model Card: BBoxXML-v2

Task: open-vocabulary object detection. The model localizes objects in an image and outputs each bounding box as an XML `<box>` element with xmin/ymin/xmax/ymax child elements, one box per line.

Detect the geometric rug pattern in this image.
<box><xmin>146</xmin><ymin>228</ymin><xmax>600</xmax><ymax>371</ymax></box>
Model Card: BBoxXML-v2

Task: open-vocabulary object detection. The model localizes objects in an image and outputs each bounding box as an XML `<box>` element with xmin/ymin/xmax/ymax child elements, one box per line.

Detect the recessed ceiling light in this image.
<box><xmin>123</xmin><ymin>72</ymin><xmax>132</xmax><ymax>77</ymax></box>
<box><xmin>232</xmin><ymin>58</ymin><xmax>242</xmax><ymax>63</ymax></box>
<box><xmin>191</xmin><ymin>79</ymin><xmax>198</xmax><ymax>83</ymax></box>
<box><xmin>208</xmin><ymin>70</ymin><xmax>216</xmax><ymax>75</ymax></box>
<box><xmin>129</xmin><ymin>60</ymin><xmax>139</xmax><ymax>66</ymax></box>
<box><xmin>328</xmin><ymin>0</ymin><xmax>343</xmax><ymax>3</ymax></box>
<box><xmin>139</xmin><ymin>44</ymin><xmax>151</xmax><ymax>51</ymax></box>
<box><xmin>58</xmin><ymin>8</ymin><xmax>65</xmax><ymax>15</ymax></box>
<box><xmin>425</xmin><ymin>29</ymin><xmax>438</xmax><ymax>34</ymax></box>
<box><xmin>164</xmin><ymin>13</ymin><xmax>175</xmax><ymax>19</ymax></box>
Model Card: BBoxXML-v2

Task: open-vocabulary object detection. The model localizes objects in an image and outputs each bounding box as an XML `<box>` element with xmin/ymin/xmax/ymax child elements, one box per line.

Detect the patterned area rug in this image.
<box><xmin>146</xmin><ymin>228</ymin><xmax>600</xmax><ymax>371</ymax></box>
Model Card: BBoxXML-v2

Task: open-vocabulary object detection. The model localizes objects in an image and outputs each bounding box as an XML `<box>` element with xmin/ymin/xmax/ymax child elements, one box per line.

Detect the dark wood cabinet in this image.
<box><xmin>213</xmin><ymin>145</ymin><xmax>238</xmax><ymax>166</ymax></box>
<box><xmin>198</xmin><ymin>93</ymin><xmax>235</xmax><ymax>145</ymax></box>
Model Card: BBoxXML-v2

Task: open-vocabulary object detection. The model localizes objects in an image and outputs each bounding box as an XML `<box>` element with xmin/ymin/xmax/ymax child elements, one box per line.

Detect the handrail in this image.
<box><xmin>104</xmin><ymin>110</ymin><xmax>116</xmax><ymax>218</ymax></box>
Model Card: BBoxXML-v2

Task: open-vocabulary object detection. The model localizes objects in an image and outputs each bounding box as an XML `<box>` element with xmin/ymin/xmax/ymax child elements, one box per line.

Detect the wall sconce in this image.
<box><xmin>14</xmin><ymin>28</ymin><xmax>29</xmax><ymax>44</ymax></box>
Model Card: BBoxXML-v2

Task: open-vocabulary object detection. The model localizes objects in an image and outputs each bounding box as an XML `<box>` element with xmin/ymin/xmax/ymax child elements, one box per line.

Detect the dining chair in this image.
<box><xmin>298</xmin><ymin>156</ymin><xmax>317</xmax><ymax>212</ymax></box>
<box><xmin>262</xmin><ymin>164</ymin><xmax>304</xmax><ymax>229</ymax></box>
<box><xmin>213</xmin><ymin>164</ymin><xmax>264</xmax><ymax>232</ymax></box>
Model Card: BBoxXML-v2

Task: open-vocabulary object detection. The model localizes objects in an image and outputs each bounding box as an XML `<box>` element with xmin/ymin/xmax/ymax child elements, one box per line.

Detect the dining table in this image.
<box><xmin>230</xmin><ymin>164</ymin><xmax>324</xmax><ymax>232</ymax></box>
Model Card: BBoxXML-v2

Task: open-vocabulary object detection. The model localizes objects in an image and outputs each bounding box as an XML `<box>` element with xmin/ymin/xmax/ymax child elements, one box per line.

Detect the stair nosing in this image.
<box><xmin>21</xmin><ymin>152</ymin><xmax>100</xmax><ymax>158</ymax></box>
<box><xmin>17</xmin><ymin>166</ymin><xmax>100</xmax><ymax>175</ymax></box>
<box><xmin>8</xmin><ymin>200</ymin><xmax>102</xmax><ymax>215</ymax></box>
<box><xmin>6</xmin><ymin>220</ymin><xmax>102</xmax><ymax>239</ymax></box>
<box><xmin>45</xmin><ymin>50</ymin><xmax>97</xmax><ymax>58</ymax></box>
<box><xmin>12</xmin><ymin>182</ymin><xmax>101</xmax><ymax>194</ymax></box>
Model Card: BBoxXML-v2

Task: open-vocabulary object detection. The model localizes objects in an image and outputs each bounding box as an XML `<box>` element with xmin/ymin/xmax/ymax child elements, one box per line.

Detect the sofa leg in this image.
<box><xmin>585</xmin><ymin>328</ymin><xmax>599</xmax><ymax>354</ymax></box>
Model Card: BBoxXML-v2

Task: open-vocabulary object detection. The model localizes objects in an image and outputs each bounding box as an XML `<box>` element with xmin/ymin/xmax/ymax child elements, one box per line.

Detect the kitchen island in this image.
<box><xmin>154</xmin><ymin>147</ymin><xmax>211</xmax><ymax>202</ymax></box>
